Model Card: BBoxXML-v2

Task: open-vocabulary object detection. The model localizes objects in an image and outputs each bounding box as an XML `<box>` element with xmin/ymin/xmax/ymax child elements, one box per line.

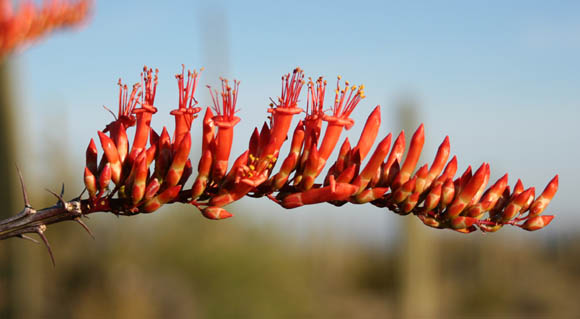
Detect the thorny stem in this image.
<box><xmin>0</xmin><ymin>187</ymin><xmax>199</xmax><ymax>264</ymax></box>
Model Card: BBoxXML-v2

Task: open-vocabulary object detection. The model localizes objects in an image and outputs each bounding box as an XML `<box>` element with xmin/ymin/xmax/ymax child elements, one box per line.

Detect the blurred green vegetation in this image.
<box><xmin>2</xmin><ymin>189</ymin><xmax>579</xmax><ymax>318</ymax></box>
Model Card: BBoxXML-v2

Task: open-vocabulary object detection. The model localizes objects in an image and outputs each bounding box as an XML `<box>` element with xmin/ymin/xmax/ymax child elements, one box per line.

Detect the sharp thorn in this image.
<box><xmin>16</xmin><ymin>165</ymin><xmax>31</xmax><ymax>208</ymax></box>
<box><xmin>60</xmin><ymin>183</ymin><xmax>65</xmax><ymax>198</ymax></box>
<box><xmin>19</xmin><ymin>234</ymin><xmax>39</xmax><ymax>244</ymax></box>
<box><xmin>36</xmin><ymin>226</ymin><xmax>56</xmax><ymax>267</ymax></box>
<box><xmin>76</xmin><ymin>187</ymin><xmax>87</xmax><ymax>201</ymax></box>
<box><xmin>45</xmin><ymin>188</ymin><xmax>65</xmax><ymax>206</ymax></box>
<box><xmin>74</xmin><ymin>217</ymin><xmax>95</xmax><ymax>240</ymax></box>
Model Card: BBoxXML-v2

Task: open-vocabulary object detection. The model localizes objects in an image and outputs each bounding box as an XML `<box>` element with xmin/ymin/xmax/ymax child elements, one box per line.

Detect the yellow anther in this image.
<box><xmin>359</xmin><ymin>84</ymin><xmax>365</xmax><ymax>90</ymax></box>
<box><xmin>337</xmin><ymin>75</ymin><xmax>342</xmax><ymax>80</ymax></box>
<box><xmin>351</xmin><ymin>85</ymin><xmax>357</xmax><ymax>91</ymax></box>
<box><xmin>345</xmin><ymin>81</ymin><xmax>350</xmax><ymax>86</ymax></box>
<box><xmin>249</xmin><ymin>165</ymin><xmax>255</xmax><ymax>170</ymax></box>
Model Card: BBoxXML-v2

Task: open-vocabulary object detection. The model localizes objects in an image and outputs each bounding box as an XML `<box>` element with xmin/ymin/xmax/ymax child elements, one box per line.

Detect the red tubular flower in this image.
<box><xmin>412</xmin><ymin>164</ymin><xmax>429</xmax><ymax>195</ymax></box>
<box><xmin>432</xmin><ymin>156</ymin><xmax>458</xmax><ymax>189</ymax></box>
<box><xmin>352</xmin><ymin>133</ymin><xmax>392</xmax><ymax>194</ymax></box>
<box><xmin>440</xmin><ymin>178</ymin><xmax>455</xmax><ymax>208</ymax></box>
<box><xmin>97</xmin><ymin>131</ymin><xmax>122</xmax><ymax>184</ymax></box>
<box><xmin>142</xmin><ymin>185</ymin><xmax>182</xmax><ymax>213</ymax></box>
<box><xmin>334</xmin><ymin>138</ymin><xmax>351</xmax><ymax>174</ymax></box>
<box><xmin>209</xmin><ymin>77</ymin><xmax>240</xmax><ymax>180</ymax></box>
<box><xmin>201</xmin><ymin>107</ymin><xmax>215</xmax><ymax>155</ymax></box>
<box><xmin>165</xmin><ymin>133</ymin><xmax>191</xmax><ymax>187</ymax></box>
<box><xmin>131</xmin><ymin>152</ymin><xmax>148</xmax><ymax>204</ymax></box>
<box><xmin>393</xmin><ymin>176</ymin><xmax>417</xmax><ymax>203</ymax></box>
<box><xmin>299</xmin><ymin>77</ymin><xmax>326</xmax><ymax>169</ymax></box>
<box><xmin>520</xmin><ymin>215</ymin><xmax>554</xmax><ymax>231</ymax></box>
<box><xmin>98</xmin><ymin>163</ymin><xmax>111</xmax><ymax>195</ymax></box>
<box><xmin>272</xmin><ymin>122</ymin><xmax>305</xmax><ymax>190</ymax></box>
<box><xmin>298</xmin><ymin>141</ymin><xmax>320</xmax><ymax>190</ymax></box>
<box><xmin>380</xmin><ymin>131</ymin><xmax>405</xmax><ymax>185</ymax></box>
<box><xmin>352</xmin><ymin>187</ymin><xmax>389</xmax><ymax>204</ymax></box>
<box><xmin>501</xmin><ymin>187</ymin><xmax>535</xmax><ymax>222</ymax></box>
<box><xmin>467</xmin><ymin>173</ymin><xmax>508</xmax><ymax>217</ymax></box>
<box><xmin>85</xmin><ymin>138</ymin><xmax>98</xmax><ymax>175</ymax></box>
<box><xmin>317</xmin><ymin>77</ymin><xmax>365</xmax><ymax>169</ymax></box>
<box><xmin>154</xmin><ymin>127</ymin><xmax>172</xmax><ymax>181</ymax></box>
<box><xmin>84</xmin><ymin>167</ymin><xmax>97</xmax><ymax>199</ymax></box>
<box><xmin>104</xmin><ymin>80</ymin><xmax>141</xmax><ymax>163</ymax></box>
<box><xmin>130</xmin><ymin>66</ymin><xmax>158</xmax><ymax>162</ymax></box>
<box><xmin>354</xmin><ymin>105</ymin><xmax>381</xmax><ymax>161</ymax></box>
<box><xmin>191</xmin><ymin>149</ymin><xmax>213</xmax><ymax>199</ymax></box>
<box><xmin>423</xmin><ymin>136</ymin><xmax>450</xmax><ymax>189</ymax></box>
<box><xmin>423</xmin><ymin>183</ymin><xmax>442</xmax><ymax>212</ymax></box>
<box><xmin>392</xmin><ymin>124</ymin><xmax>425</xmax><ymax>189</ymax></box>
<box><xmin>446</xmin><ymin>163</ymin><xmax>489</xmax><ymax>218</ymax></box>
<box><xmin>528</xmin><ymin>175</ymin><xmax>558</xmax><ymax>217</ymax></box>
<box><xmin>144</xmin><ymin>178</ymin><xmax>160</xmax><ymax>201</ymax></box>
<box><xmin>202</xmin><ymin>206</ymin><xmax>233</xmax><ymax>220</ymax></box>
<box><xmin>282</xmin><ymin>176</ymin><xmax>358</xmax><ymax>209</ymax></box>
<box><xmin>264</xmin><ymin>68</ymin><xmax>304</xmax><ymax>157</ymax></box>
<box><xmin>336</xmin><ymin>163</ymin><xmax>357</xmax><ymax>184</ymax></box>
<box><xmin>170</xmin><ymin>66</ymin><xmax>202</xmax><ymax>151</ymax></box>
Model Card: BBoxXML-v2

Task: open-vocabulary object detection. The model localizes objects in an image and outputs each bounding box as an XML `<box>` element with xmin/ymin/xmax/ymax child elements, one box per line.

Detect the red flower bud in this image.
<box><xmin>202</xmin><ymin>206</ymin><xmax>234</xmax><ymax>220</ymax></box>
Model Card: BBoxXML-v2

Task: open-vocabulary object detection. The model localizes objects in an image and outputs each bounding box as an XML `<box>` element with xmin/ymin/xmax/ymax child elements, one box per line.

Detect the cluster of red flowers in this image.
<box><xmin>0</xmin><ymin>0</ymin><xmax>90</xmax><ymax>57</ymax></box>
<box><xmin>84</xmin><ymin>65</ymin><xmax>558</xmax><ymax>233</ymax></box>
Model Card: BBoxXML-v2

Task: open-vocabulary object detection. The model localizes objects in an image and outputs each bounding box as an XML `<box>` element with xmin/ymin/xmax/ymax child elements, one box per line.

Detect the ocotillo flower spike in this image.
<box><xmin>1</xmin><ymin>65</ymin><xmax>561</xmax><ymax>261</ymax></box>
<box><xmin>0</xmin><ymin>0</ymin><xmax>91</xmax><ymax>58</ymax></box>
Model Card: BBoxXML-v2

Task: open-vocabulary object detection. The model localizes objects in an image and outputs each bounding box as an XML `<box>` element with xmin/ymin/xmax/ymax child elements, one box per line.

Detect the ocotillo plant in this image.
<box><xmin>0</xmin><ymin>65</ymin><xmax>559</xmax><ymax>265</ymax></box>
<box><xmin>0</xmin><ymin>0</ymin><xmax>91</xmax><ymax>58</ymax></box>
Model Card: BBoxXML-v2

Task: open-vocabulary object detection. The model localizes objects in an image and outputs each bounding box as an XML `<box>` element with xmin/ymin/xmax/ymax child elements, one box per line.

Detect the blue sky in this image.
<box><xmin>10</xmin><ymin>0</ymin><xmax>580</xmax><ymax>242</ymax></box>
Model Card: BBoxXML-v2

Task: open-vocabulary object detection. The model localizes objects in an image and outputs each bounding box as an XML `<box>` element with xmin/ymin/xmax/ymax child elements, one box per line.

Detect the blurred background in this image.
<box><xmin>1</xmin><ymin>0</ymin><xmax>579</xmax><ymax>317</ymax></box>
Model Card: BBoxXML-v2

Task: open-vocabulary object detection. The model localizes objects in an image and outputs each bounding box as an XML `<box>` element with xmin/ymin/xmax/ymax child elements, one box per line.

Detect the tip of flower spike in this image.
<box><xmin>520</xmin><ymin>215</ymin><xmax>554</xmax><ymax>231</ymax></box>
